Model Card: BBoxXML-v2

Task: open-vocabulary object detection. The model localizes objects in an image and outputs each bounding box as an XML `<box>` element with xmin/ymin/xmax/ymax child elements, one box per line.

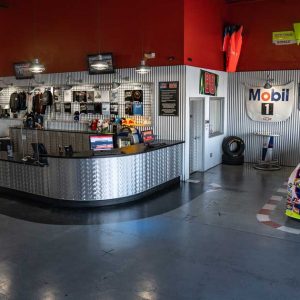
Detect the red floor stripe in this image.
<box><xmin>261</xmin><ymin>221</ymin><xmax>281</xmax><ymax>228</ymax></box>
<box><xmin>259</xmin><ymin>209</ymin><xmax>272</xmax><ymax>215</ymax></box>
<box><xmin>267</xmin><ymin>200</ymin><xmax>280</xmax><ymax>205</ymax></box>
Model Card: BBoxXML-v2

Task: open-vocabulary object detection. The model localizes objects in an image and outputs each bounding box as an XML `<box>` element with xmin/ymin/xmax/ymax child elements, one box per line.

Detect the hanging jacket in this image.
<box><xmin>32</xmin><ymin>93</ymin><xmax>43</xmax><ymax>114</ymax></box>
<box><xmin>42</xmin><ymin>90</ymin><xmax>53</xmax><ymax>106</ymax></box>
<box><xmin>19</xmin><ymin>92</ymin><xmax>27</xmax><ymax>110</ymax></box>
<box><xmin>10</xmin><ymin>92</ymin><xmax>20</xmax><ymax>113</ymax></box>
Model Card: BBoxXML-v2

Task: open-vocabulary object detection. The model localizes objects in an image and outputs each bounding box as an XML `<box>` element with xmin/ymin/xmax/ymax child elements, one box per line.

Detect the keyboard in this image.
<box><xmin>93</xmin><ymin>149</ymin><xmax>121</xmax><ymax>156</ymax></box>
<box><xmin>147</xmin><ymin>143</ymin><xmax>167</xmax><ymax>149</ymax></box>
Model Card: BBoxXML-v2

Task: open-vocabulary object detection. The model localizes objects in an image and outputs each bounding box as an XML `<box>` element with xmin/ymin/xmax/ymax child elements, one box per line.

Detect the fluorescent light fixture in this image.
<box><xmin>29</xmin><ymin>58</ymin><xmax>45</xmax><ymax>73</ymax></box>
<box><xmin>90</xmin><ymin>55</ymin><xmax>109</xmax><ymax>70</ymax></box>
<box><xmin>135</xmin><ymin>59</ymin><xmax>150</xmax><ymax>74</ymax></box>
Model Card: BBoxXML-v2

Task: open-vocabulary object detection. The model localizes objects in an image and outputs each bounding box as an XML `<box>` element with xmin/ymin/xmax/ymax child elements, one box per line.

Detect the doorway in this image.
<box><xmin>189</xmin><ymin>97</ymin><xmax>205</xmax><ymax>174</ymax></box>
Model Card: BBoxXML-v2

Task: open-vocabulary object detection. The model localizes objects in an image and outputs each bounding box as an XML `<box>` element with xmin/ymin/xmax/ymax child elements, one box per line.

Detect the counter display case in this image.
<box><xmin>0</xmin><ymin>141</ymin><xmax>183</xmax><ymax>207</ymax></box>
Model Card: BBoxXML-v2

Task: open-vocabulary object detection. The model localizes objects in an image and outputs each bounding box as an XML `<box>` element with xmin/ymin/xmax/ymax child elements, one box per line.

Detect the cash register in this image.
<box><xmin>141</xmin><ymin>130</ymin><xmax>166</xmax><ymax>148</ymax></box>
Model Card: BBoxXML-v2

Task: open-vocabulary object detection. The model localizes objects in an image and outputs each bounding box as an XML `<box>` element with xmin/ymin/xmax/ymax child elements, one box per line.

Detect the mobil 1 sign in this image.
<box><xmin>159</xmin><ymin>81</ymin><xmax>179</xmax><ymax>116</ymax></box>
<box><xmin>245</xmin><ymin>82</ymin><xmax>294</xmax><ymax>122</ymax></box>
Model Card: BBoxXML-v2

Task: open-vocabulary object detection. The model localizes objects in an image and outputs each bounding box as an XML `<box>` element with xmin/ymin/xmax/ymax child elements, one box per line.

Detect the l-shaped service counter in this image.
<box><xmin>0</xmin><ymin>141</ymin><xmax>183</xmax><ymax>206</ymax></box>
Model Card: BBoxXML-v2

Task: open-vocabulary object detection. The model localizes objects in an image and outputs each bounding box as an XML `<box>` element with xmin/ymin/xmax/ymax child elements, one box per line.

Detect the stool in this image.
<box><xmin>254</xmin><ymin>132</ymin><xmax>281</xmax><ymax>171</ymax></box>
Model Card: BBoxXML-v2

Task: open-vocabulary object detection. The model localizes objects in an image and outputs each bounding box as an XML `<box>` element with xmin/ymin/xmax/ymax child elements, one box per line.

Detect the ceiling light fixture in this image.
<box><xmin>90</xmin><ymin>0</ymin><xmax>109</xmax><ymax>72</ymax></box>
<box><xmin>264</xmin><ymin>74</ymin><xmax>273</xmax><ymax>89</ymax></box>
<box><xmin>112</xmin><ymin>81</ymin><xmax>121</xmax><ymax>91</ymax></box>
<box><xmin>111</xmin><ymin>73</ymin><xmax>121</xmax><ymax>91</ymax></box>
<box><xmin>29</xmin><ymin>58</ymin><xmax>45</xmax><ymax>74</ymax></box>
<box><xmin>135</xmin><ymin>53</ymin><xmax>155</xmax><ymax>75</ymax></box>
<box><xmin>136</xmin><ymin>59</ymin><xmax>151</xmax><ymax>75</ymax></box>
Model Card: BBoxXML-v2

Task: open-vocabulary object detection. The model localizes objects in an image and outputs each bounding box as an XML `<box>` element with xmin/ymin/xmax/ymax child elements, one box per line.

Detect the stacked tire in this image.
<box><xmin>222</xmin><ymin>136</ymin><xmax>245</xmax><ymax>165</ymax></box>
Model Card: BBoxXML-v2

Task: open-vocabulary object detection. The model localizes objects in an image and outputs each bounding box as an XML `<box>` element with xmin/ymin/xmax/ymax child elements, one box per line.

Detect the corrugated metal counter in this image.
<box><xmin>0</xmin><ymin>141</ymin><xmax>183</xmax><ymax>207</ymax></box>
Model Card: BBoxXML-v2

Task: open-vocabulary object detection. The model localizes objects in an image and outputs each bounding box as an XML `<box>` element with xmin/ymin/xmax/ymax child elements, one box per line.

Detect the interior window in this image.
<box><xmin>209</xmin><ymin>97</ymin><xmax>224</xmax><ymax>137</ymax></box>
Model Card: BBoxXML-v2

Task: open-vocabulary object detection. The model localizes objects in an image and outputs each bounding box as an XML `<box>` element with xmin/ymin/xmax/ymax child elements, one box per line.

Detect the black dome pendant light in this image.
<box><xmin>29</xmin><ymin>0</ymin><xmax>45</xmax><ymax>74</ymax></box>
<box><xmin>91</xmin><ymin>0</ymin><xmax>109</xmax><ymax>71</ymax></box>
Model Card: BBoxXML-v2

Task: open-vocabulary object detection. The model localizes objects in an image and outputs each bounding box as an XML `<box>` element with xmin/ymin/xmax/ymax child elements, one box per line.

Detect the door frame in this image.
<box><xmin>187</xmin><ymin>97</ymin><xmax>205</xmax><ymax>176</ymax></box>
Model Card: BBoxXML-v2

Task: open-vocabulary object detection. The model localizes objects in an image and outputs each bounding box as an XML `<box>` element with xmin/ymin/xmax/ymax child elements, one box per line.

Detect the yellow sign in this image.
<box><xmin>272</xmin><ymin>31</ymin><xmax>296</xmax><ymax>45</ymax></box>
<box><xmin>293</xmin><ymin>23</ymin><xmax>300</xmax><ymax>45</ymax></box>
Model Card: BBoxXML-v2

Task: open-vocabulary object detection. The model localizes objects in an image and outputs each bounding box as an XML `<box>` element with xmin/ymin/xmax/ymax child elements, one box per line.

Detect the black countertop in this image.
<box><xmin>0</xmin><ymin>152</ymin><xmax>46</xmax><ymax>166</ymax></box>
<box><xmin>46</xmin><ymin>140</ymin><xmax>184</xmax><ymax>159</ymax></box>
<box><xmin>0</xmin><ymin>141</ymin><xmax>184</xmax><ymax>163</ymax></box>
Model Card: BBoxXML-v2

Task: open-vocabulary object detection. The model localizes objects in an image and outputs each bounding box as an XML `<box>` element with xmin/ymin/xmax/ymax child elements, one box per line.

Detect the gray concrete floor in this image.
<box><xmin>0</xmin><ymin>163</ymin><xmax>299</xmax><ymax>300</ymax></box>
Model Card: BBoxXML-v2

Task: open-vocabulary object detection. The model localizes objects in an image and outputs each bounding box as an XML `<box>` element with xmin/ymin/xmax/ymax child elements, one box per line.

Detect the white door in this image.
<box><xmin>189</xmin><ymin>98</ymin><xmax>205</xmax><ymax>173</ymax></box>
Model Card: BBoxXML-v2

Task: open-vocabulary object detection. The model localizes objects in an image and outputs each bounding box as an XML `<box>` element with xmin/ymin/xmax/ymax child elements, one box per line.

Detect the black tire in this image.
<box><xmin>222</xmin><ymin>154</ymin><xmax>244</xmax><ymax>165</ymax></box>
<box><xmin>222</xmin><ymin>136</ymin><xmax>245</xmax><ymax>158</ymax></box>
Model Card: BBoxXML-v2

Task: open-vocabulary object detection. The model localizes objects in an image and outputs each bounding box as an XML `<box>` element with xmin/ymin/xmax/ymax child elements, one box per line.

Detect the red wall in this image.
<box><xmin>0</xmin><ymin>0</ymin><xmax>184</xmax><ymax>76</ymax></box>
<box><xmin>184</xmin><ymin>0</ymin><xmax>226</xmax><ymax>71</ymax></box>
<box><xmin>226</xmin><ymin>0</ymin><xmax>300</xmax><ymax>71</ymax></box>
<box><xmin>2</xmin><ymin>0</ymin><xmax>298</xmax><ymax>76</ymax></box>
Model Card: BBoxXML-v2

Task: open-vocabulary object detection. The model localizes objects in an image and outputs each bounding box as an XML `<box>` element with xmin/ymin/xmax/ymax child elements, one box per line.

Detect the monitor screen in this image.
<box><xmin>90</xmin><ymin>135</ymin><xmax>114</xmax><ymax>151</ymax></box>
<box><xmin>141</xmin><ymin>130</ymin><xmax>155</xmax><ymax>143</ymax></box>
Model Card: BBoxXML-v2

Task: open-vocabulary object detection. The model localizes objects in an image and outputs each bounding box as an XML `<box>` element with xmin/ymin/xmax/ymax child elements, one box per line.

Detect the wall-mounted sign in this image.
<box><xmin>87</xmin><ymin>53</ymin><xmax>114</xmax><ymax>75</ymax></box>
<box><xmin>199</xmin><ymin>70</ymin><xmax>218</xmax><ymax>95</ymax></box>
<box><xmin>245</xmin><ymin>82</ymin><xmax>294</xmax><ymax>122</ymax></box>
<box><xmin>272</xmin><ymin>31</ymin><xmax>296</xmax><ymax>45</ymax></box>
<box><xmin>13</xmin><ymin>62</ymin><xmax>34</xmax><ymax>80</ymax></box>
<box><xmin>159</xmin><ymin>81</ymin><xmax>179</xmax><ymax>116</ymax></box>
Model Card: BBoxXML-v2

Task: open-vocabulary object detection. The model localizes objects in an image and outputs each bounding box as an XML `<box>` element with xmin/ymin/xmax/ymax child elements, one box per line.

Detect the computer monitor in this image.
<box><xmin>141</xmin><ymin>130</ymin><xmax>155</xmax><ymax>143</ymax></box>
<box><xmin>89</xmin><ymin>135</ymin><xmax>114</xmax><ymax>151</ymax></box>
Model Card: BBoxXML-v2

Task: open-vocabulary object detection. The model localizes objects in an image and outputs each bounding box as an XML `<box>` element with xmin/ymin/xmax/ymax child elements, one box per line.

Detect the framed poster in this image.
<box><xmin>87</xmin><ymin>53</ymin><xmax>114</xmax><ymax>75</ymax></box>
<box><xmin>73</xmin><ymin>91</ymin><xmax>87</xmax><ymax>102</ymax></box>
<box><xmin>13</xmin><ymin>62</ymin><xmax>34</xmax><ymax>80</ymax></box>
<box><xmin>159</xmin><ymin>81</ymin><xmax>179</xmax><ymax>116</ymax></box>
<box><xmin>199</xmin><ymin>70</ymin><xmax>218</xmax><ymax>96</ymax></box>
<box><xmin>124</xmin><ymin>90</ymin><xmax>143</xmax><ymax>116</ymax></box>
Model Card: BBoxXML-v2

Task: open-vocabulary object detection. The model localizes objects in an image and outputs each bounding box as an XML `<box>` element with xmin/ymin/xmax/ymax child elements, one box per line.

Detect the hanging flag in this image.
<box><xmin>223</xmin><ymin>25</ymin><xmax>243</xmax><ymax>72</ymax></box>
<box><xmin>222</xmin><ymin>27</ymin><xmax>230</xmax><ymax>52</ymax></box>
<box><xmin>226</xmin><ymin>26</ymin><xmax>243</xmax><ymax>72</ymax></box>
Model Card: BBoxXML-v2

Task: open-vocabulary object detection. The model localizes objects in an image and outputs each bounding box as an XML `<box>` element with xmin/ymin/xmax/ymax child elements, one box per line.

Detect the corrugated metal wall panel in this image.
<box><xmin>0</xmin><ymin>66</ymin><xmax>186</xmax><ymax>140</ymax></box>
<box><xmin>228</xmin><ymin>70</ymin><xmax>300</xmax><ymax>166</ymax></box>
<box><xmin>0</xmin><ymin>65</ymin><xmax>187</xmax><ymax>174</ymax></box>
